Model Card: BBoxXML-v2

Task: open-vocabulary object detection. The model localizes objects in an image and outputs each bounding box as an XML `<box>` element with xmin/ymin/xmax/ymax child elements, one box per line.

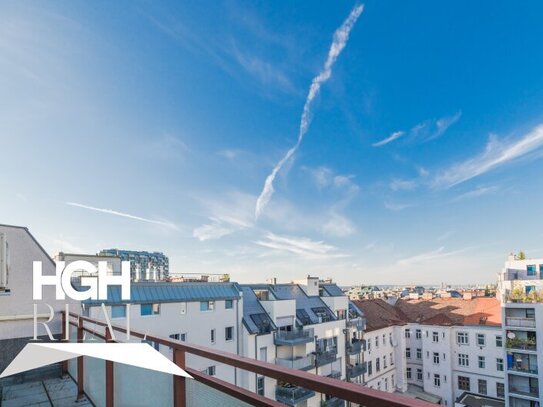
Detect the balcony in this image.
<box><xmin>321</xmin><ymin>396</ymin><xmax>345</xmax><ymax>407</ymax></box>
<box><xmin>506</xmin><ymin>338</ymin><xmax>537</xmax><ymax>352</ymax></box>
<box><xmin>275</xmin><ymin>354</ymin><xmax>315</xmax><ymax>371</ymax></box>
<box><xmin>506</xmin><ymin>317</ymin><xmax>536</xmax><ymax>328</ymax></box>
<box><xmin>347</xmin><ymin>318</ymin><xmax>365</xmax><ymax>331</ymax></box>
<box><xmin>509</xmin><ymin>384</ymin><xmax>539</xmax><ymax>398</ymax></box>
<box><xmin>508</xmin><ymin>353</ymin><xmax>539</xmax><ymax>375</ymax></box>
<box><xmin>347</xmin><ymin>339</ymin><xmax>365</xmax><ymax>355</ymax></box>
<box><xmin>347</xmin><ymin>363</ymin><xmax>367</xmax><ymax>378</ymax></box>
<box><xmin>276</xmin><ymin>384</ymin><xmax>315</xmax><ymax>406</ymax></box>
<box><xmin>46</xmin><ymin>311</ymin><xmax>435</xmax><ymax>407</ymax></box>
<box><xmin>327</xmin><ymin>370</ymin><xmax>342</xmax><ymax>380</ymax></box>
<box><xmin>316</xmin><ymin>349</ymin><xmax>337</xmax><ymax>367</ymax></box>
<box><xmin>275</xmin><ymin>328</ymin><xmax>315</xmax><ymax>346</ymax></box>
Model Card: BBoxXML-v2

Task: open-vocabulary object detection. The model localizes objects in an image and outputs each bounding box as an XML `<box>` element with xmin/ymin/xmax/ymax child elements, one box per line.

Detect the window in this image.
<box><xmin>257</xmin><ymin>376</ymin><xmax>265</xmax><ymax>396</ymax></box>
<box><xmin>496</xmin><ymin>383</ymin><xmax>504</xmax><ymax>398</ymax></box>
<box><xmin>259</xmin><ymin>347</ymin><xmax>267</xmax><ymax>362</ymax></box>
<box><xmin>406</xmin><ymin>367</ymin><xmax>412</xmax><ymax>379</ymax></box>
<box><xmin>527</xmin><ymin>264</ymin><xmax>537</xmax><ymax>275</ymax></box>
<box><xmin>384</xmin><ymin>378</ymin><xmax>388</xmax><ymax>391</ymax></box>
<box><xmin>416</xmin><ymin>348</ymin><xmax>422</xmax><ymax>359</ymax></box>
<box><xmin>457</xmin><ymin>332</ymin><xmax>468</xmax><ymax>345</ymax></box>
<box><xmin>416</xmin><ymin>329</ymin><xmax>422</xmax><ymax>339</ymax></box>
<box><xmin>392</xmin><ymin>375</ymin><xmax>395</xmax><ymax>389</ymax></box>
<box><xmin>433</xmin><ymin>352</ymin><xmax>440</xmax><ymax>364</ymax></box>
<box><xmin>142</xmin><ymin>339</ymin><xmax>160</xmax><ymax>351</ymax></box>
<box><xmin>478</xmin><ymin>356</ymin><xmax>485</xmax><ymax>369</ymax></box>
<box><xmin>111</xmin><ymin>305</ymin><xmax>126</xmax><ymax>318</ymax></box>
<box><xmin>496</xmin><ymin>358</ymin><xmax>503</xmax><ymax>371</ymax></box>
<box><xmin>405</xmin><ymin>329</ymin><xmax>411</xmax><ymax>338</ymax></box>
<box><xmin>383</xmin><ymin>355</ymin><xmax>387</xmax><ymax>368</ymax></box>
<box><xmin>526</xmin><ymin>308</ymin><xmax>535</xmax><ymax>319</ymax></box>
<box><xmin>458</xmin><ymin>376</ymin><xmax>470</xmax><ymax>391</ymax></box>
<box><xmin>200</xmin><ymin>301</ymin><xmax>215</xmax><ymax>311</ymax></box>
<box><xmin>205</xmin><ymin>366</ymin><xmax>216</xmax><ymax>376</ymax></box>
<box><xmin>225</xmin><ymin>299</ymin><xmax>233</xmax><ymax>309</ymax></box>
<box><xmin>140</xmin><ymin>303</ymin><xmax>160</xmax><ymax>316</ymax></box>
<box><xmin>458</xmin><ymin>354</ymin><xmax>469</xmax><ymax>367</ymax></box>
<box><xmin>210</xmin><ymin>329</ymin><xmax>216</xmax><ymax>344</ymax></box>
<box><xmin>432</xmin><ymin>332</ymin><xmax>439</xmax><ymax>343</ymax></box>
<box><xmin>169</xmin><ymin>333</ymin><xmax>186</xmax><ymax>342</ymax></box>
<box><xmin>375</xmin><ymin>337</ymin><xmax>379</xmax><ymax>348</ymax></box>
<box><xmin>416</xmin><ymin>369</ymin><xmax>423</xmax><ymax>381</ymax></box>
<box><xmin>406</xmin><ymin>348</ymin><xmax>411</xmax><ymax>358</ymax></box>
<box><xmin>376</xmin><ymin>358</ymin><xmax>380</xmax><ymax>372</ymax></box>
<box><xmin>476</xmin><ymin>333</ymin><xmax>486</xmax><ymax>346</ymax></box>
<box><xmin>382</xmin><ymin>334</ymin><xmax>386</xmax><ymax>345</ymax></box>
<box><xmin>478</xmin><ymin>379</ymin><xmax>487</xmax><ymax>395</ymax></box>
<box><xmin>367</xmin><ymin>361</ymin><xmax>372</xmax><ymax>376</ymax></box>
<box><xmin>225</xmin><ymin>326</ymin><xmax>234</xmax><ymax>341</ymax></box>
<box><xmin>390</xmin><ymin>352</ymin><xmax>394</xmax><ymax>365</ymax></box>
<box><xmin>495</xmin><ymin>335</ymin><xmax>503</xmax><ymax>347</ymax></box>
<box><xmin>367</xmin><ymin>339</ymin><xmax>371</xmax><ymax>351</ymax></box>
<box><xmin>434</xmin><ymin>374</ymin><xmax>441</xmax><ymax>387</ymax></box>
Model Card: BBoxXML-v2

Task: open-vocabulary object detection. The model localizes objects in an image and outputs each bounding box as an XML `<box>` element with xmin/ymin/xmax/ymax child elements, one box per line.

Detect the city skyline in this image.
<box><xmin>2</xmin><ymin>1</ymin><xmax>543</xmax><ymax>285</ymax></box>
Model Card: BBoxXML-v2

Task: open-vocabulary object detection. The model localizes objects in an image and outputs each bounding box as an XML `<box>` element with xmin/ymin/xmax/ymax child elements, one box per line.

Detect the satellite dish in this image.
<box><xmin>507</xmin><ymin>332</ymin><xmax>516</xmax><ymax>339</ymax></box>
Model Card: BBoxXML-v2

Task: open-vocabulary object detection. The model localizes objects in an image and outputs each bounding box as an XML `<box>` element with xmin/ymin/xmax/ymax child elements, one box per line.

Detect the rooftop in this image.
<box><xmin>354</xmin><ymin>297</ymin><xmax>501</xmax><ymax>331</ymax></box>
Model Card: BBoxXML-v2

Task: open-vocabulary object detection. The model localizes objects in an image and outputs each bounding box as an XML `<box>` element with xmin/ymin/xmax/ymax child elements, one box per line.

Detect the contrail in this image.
<box><xmin>255</xmin><ymin>4</ymin><xmax>364</xmax><ymax>219</ymax></box>
<box><xmin>65</xmin><ymin>202</ymin><xmax>179</xmax><ymax>230</ymax></box>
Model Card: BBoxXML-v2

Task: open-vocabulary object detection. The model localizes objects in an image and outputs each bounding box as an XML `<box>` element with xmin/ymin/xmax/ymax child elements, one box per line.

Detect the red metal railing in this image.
<box><xmin>62</xmin><ymin>311</ymin><xmax>435</xmax><ymax>407</ymax></box>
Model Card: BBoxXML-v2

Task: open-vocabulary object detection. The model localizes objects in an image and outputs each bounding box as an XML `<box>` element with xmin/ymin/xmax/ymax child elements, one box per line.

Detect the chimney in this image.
<box><xmin>266</xmin><ymin>277</ymin><xmax>277</xmax><ymax>285</ymax></box>
<box><xmin>463</xmin><ymin>292</ymin><xmax>472</xmax><ymax>300</ymax></box>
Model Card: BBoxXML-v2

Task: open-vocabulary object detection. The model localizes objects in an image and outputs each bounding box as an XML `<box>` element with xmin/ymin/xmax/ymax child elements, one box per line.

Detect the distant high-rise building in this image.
<box><xmin>99</xmin><ymin>249</ymin><xmax>169</xmax><ymax>281</ymax></box>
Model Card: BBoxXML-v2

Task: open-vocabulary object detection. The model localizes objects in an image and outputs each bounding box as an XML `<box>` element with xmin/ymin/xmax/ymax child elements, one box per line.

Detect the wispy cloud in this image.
<box><xmin>389</xmin><ymin>178</ymin><xmax>417</xmax><ymax>191</ymax></box>
<box><xmin>384</xmin><ymin>201</ymin><xmax>413</xmax><ymax>211</ymax></box>
<box><xmin>321</xmin><ymin>212</ymin><xmax>356</xmax><ymax>237</ymax></box>
<box><xmin>397</xmin><ymin>246</ymin><xmax>469</xmax><ymax>266</ymax></box>
<box><xmin>255</xmin><ymin>232</ymin><xmax>346</xmax><ymax>259</ymax></box>
<box><xmin>453</xmin><ymin>185</ymin><xmax>499</xmax><ymax>202</ymax></box>
<box><xmin>437</xmin><ymin>230</ymin><xmax>455</xmax><ymax>241</ymax></box>
<box><xmin>372</xmin><ymin>131</ymin><xmax>405</xmax><ymax>147</ymax></box>
<box><xmin>65</xmin><ymin>202</ymin><xmax>178</xmax><ymax>230</ymax></box>
<box><xmin>433</xmin><ymin>123</ymin><xmax>543</xmax><ymax>188</ymax></box>
<box><xmin>193</xmin><ymin>216</ymin><xmax>252</xmax><ymax>241</ymax></box>
<box><xmin>374</xmin><ymin>111</ymin><xmax>461</xmax><ymax>147</ymax></box>
<box><xmin>255</xmin><ymin>5</ymin><xmax>364</xmax><ymax>219</ymax></box>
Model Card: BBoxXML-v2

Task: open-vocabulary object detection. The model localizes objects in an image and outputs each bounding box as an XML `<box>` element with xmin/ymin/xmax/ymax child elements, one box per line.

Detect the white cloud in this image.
<box><xmin>374</xmin><ymin>111</ymin><xmax>461</xmax><ymax>147</ymax></box>
<box><xmin>384</xmin><ymin>201</ymin><xmax>412</xmax><ymax>211</ymax></box>
<box><xmin>453</xmin><ymin>185</ymin><xmax>499</xmax><ymax>201</ymax></box>
<box><xmin>433</xmin><ymin>124</ymin><xmax>543</xmax><ymax>188</ymax></box>
<box><xmin>389</xmin><ymin>178</ymin><xmax>417</xmax><ymax>191</ymax></box>
<box><xmin>193</xmin><ymin>216</ymin><xmax>252</xmax><ymax>241</ymax></box>
<box><xmin>255</xmin><ymin>232</ymin><xmax>346</xmax><ymax>259</ymax></box>
<box><xmin>396</xmin><ymin>246</ymin><xmax>469</xmax><ymax>267</ymax></box>
<box><xmin>255</xmin><ymin>5</ymin><xmax>364</xmax><ymax>219</ymax></box>
<box><xmin>322</xmin><ymin>213</ymin><xmax>356</xmax><ymax>237</ymax></box>
<box><xmin>372</xmin><ymin>131</ymin><xmax>405</xmax><ymax>147</ymax></box>
<box><xmin>65</xmin><ymin>202</ymin><xmax>179</xmax><ymax>230</ymax></box>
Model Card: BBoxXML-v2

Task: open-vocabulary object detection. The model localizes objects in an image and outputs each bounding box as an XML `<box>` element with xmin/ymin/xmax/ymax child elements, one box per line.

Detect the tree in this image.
<box><xmin>516</xmin><ymin>251</ymin><xmax>526</xmax><ymax>260</ymax></box>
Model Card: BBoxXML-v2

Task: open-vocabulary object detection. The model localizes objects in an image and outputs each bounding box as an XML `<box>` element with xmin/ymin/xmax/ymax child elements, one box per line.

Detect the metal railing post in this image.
<box><xmin>106</xmin><ymin>327</ymin><xmax>114</xmax><ymax>407</ymax></box>
<box><xmin>77</xmin><ymin>317</ymin><xmax>85</xmax><ymax>400</ymax></box>
<box><xmin>173</xmin><ymin>349</ymin><xmax>186</xmax><ymax>407</ymax></box>
<box><xmin>61</xmin><ymin>312</ymin><xmax>68</xmax><ymax>376</ymax></box>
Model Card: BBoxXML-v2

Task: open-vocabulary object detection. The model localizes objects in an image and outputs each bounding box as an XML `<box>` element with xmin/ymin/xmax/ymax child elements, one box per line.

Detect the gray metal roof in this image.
<box><xmin>238</xmin><ymin>285</ymin><xmax>276</xmax><ymax>335</ymax></box>
<box><xmin>272</xmin><ymin>284</ymin><xmax>336</xmax><ymax>325</ymax></box>
<box><xmin>321</xmin><ymin>283</ymin><xmax>344</xmax><ymax>297</ymax></box>
<box><xmin>83</xmin><ymin>282</ymin><xmax>241</xmax><ymax>305</ymax></box>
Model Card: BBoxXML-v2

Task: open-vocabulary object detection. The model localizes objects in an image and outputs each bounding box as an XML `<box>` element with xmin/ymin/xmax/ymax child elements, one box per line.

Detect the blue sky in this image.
<box><xmin>2</xmin><ymin>1</ymin><xmax>543</xmax><ymax>285</ymax></box>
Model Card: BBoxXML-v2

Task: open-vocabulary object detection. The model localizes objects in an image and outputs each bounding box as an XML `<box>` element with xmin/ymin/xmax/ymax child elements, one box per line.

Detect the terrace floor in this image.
<box><xmin>0</xmin><ymin>376</ymin><xmax>92</xmax><ymax>407</ymax></box>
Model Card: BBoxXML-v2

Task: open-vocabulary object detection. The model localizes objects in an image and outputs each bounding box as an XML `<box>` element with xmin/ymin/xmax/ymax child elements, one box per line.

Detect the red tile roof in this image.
<box><xmin>354</xmin><ymin>297</ymin><xmax>501</xmax><ymax>332</ymax></box>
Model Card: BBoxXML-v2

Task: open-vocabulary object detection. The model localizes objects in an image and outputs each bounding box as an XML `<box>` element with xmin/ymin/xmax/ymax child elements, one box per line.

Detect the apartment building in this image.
<box><xmin>355</xmin><ymin>297</ymin><xmax>505</xmax><ymax>406</ymax></box>
<box><xmin>498</xmin><ymin>254</ymin><xmax>543</xmax><ymax>407</ymax></box>
<box><xmin>99</xmin><ymin>248</ymin><xmax>169</xmax><ymax>281</ymax></box>
<box><xmin>0</xmin><ymin>225</ymin><xmax>79</xmax><ymax>378</ymax></box>
<box><xmin>84</xmin><ymin>282</ymin><xmax>242</xmax><ymax>384</ymax></box>
<box><xmin>237</xmin><ymin>276</ymin><xmax>365</xmax><ymax>407</ymax></box>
